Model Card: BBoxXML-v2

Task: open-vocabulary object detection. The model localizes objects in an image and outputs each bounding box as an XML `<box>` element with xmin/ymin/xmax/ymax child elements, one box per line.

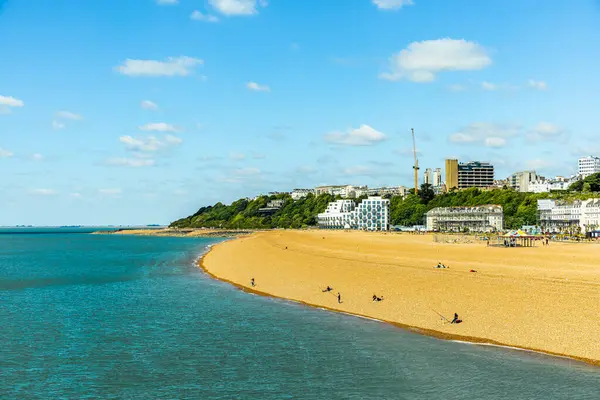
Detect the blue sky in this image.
<box><xmin>2</xmin><ymin>0</ymin><xmax>600</xmax><ymax>226</ymax></box>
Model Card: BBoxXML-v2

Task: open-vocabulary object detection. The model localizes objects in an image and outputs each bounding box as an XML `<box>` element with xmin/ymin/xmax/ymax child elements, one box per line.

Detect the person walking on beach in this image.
<box><xmin>250</xmin><ymin>278</ymin><xmax>255</xmax><ymax>287</ymax></box>
<box><xmin>337</xmin><ymin>292</ymin><xmax>342</xmax><ymax>304</ymax></box>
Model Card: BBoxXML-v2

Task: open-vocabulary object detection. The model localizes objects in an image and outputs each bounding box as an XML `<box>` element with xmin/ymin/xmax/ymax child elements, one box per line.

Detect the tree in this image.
<box><xmin>418</xmin><ymin>183</ymin><xmax>435</xmax><ymax>204</ymax></box>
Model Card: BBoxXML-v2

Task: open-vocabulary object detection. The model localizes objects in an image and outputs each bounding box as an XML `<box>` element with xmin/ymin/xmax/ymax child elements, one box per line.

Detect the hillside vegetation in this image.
<box><xmin>170</xmin><ymin>185</ymin><xmax>600</xmax><ymax>230</ymax></box>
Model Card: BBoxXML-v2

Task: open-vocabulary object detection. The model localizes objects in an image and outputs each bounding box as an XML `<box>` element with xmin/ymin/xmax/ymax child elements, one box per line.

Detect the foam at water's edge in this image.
<box><xmin>196</xmin><ymin>239</ymin><xmax>600</xmax><ymax>369</ymax></box>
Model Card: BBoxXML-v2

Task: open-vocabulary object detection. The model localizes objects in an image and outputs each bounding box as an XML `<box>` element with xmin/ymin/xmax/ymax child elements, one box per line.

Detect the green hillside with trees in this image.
<box><xmin>170</xmin><ymin>183</ymin><xmax>600</xmax><ymax>230</ymax></box>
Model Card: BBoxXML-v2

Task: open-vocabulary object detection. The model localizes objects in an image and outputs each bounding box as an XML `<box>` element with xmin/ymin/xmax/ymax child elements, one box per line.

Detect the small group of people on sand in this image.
<box><xmin>435</xmin><ymin>262</ymin><xmax>449</xmax><ymax>269</ymax></box>
<box><xmin>252</xmin><ymin>278</ymin><xmax>463</xmax><ymax>325</ymax></box>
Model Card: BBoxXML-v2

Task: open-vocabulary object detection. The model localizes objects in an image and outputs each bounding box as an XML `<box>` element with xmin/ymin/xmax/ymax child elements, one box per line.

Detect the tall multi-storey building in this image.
<box><xmin>538</xmin><ymin>198</ymin><xmax>600</xmax><ymax>233</ymax></box>
<box><xmin>318</xmin><ymin>197</ymin><xmax>390</xmax><ymax>231</ymax></box>
<box><xmin>426</xmin><ymin>205</ymin><xmax>504</xmax><ymax>232</ymax></box>
<box><xmin>509</xmin><ymin>171</ymin><xmax>538</xmax><ymax>192</ymax></box>
<box><xmin>458</xmin><ymin>161</ymin><xmax>494</xmax><ymax>189</ymax></box>
<box><xmin>433</xmin><ymin>168</ymin><xmax>442</xmax><ymax>187</ymax></box>
<box><xmin>578</xmin><ymin>156</ymin><xmax>600</xmax><ymax>178</ymax></box>
<box><xmin>424</xmin><ymin>168</ymin><xmax>433</xmax><ymax>185</ymax></box>
<box><xmin>445</xmin><ymin>159</ymin><xmax>459</xmax><ymax>191</ymax></box>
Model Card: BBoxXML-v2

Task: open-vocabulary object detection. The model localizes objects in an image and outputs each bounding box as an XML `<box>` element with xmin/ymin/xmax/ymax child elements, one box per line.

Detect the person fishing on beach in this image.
<box><xmin>337</xmin><ymin>292</ymin><xmax>342</xmax><ymax>304</ymax></box>
<box><xmin>322</xmin><ymin>286</ymin><xmax>333</xmax><ymax>292</ymax></box>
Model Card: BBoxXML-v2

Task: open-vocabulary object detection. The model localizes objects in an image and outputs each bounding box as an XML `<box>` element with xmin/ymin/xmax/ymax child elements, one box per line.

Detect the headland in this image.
<box><xmin>201</xmin><ymin>229</ymin><xmax>600</xmax><ymax>366</ymax></box>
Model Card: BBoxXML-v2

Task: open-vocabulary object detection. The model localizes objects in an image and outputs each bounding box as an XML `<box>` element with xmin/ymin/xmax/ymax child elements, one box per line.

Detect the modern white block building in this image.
<box><xmin>578</xmin><ymin>156</ymin><xmax>600</xmax><ymax>178</ymax></box>
<box><xmin>537</xmin><ymin>198</ymin><xmax>600</xmax><ymax>233</ymax></box>
<box><xmin>318</xmin><ymin>196</ymin><xmax>390</xmax><ymax>231</ymax></box>
<box><xmin>426</xmin><ymin>205</ymin><xmax>504</xmax><ymax>232</ymax></box>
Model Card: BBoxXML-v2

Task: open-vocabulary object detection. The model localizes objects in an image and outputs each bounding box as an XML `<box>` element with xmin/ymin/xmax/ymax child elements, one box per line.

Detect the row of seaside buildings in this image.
<box><xmin>253</xmin><ymin>155</ymin><xmax>600</xmax><ymax>234</ymax></box>
<box><xmin>316</xmin><ymin>198</ymin><xmax>600</xmax><ymax>235</ymax></box>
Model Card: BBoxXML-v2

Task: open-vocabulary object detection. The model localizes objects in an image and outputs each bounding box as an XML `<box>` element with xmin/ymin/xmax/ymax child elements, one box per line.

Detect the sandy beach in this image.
<box><xmin>201</xmin><ymin>230</ymin><xmax>600</xmax><ymax>365</ymax></box>
<box><xmin>93</xmin><ymin>228</ymin><xmax>253</xmax><ymax>238</ymax></box>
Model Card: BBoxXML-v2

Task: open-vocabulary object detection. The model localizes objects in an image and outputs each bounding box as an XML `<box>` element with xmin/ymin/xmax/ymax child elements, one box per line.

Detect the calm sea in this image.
<box><xmin>1</xmin><ymin>230</ymin><xmax>599</xmax><ymax>399</ymax></box>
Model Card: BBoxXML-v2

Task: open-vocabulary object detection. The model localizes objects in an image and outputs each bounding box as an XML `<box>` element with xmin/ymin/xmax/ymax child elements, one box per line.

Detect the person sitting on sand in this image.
<box><xmin>372</xmin><ymin>294</ymin><xmax>384</xmax><ymax>302</ymax></box>
<box><xmin>251</xmin><ymin>278</ymin><xmax>255</xmax><ymax>287</ymax></box>
<box><xmin>451</xmin><ymin>313</ymin><xmax>459</xmax><ymax>324</ymax></box>
<box><xmin>322</xmin><ymin>286</ymin><xmax>333</xmax><ymax>292</ymax></box>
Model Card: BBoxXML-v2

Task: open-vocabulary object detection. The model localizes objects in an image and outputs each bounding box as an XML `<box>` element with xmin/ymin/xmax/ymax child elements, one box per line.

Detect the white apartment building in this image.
<box><xmin>426</xmin><ymin>205</ymin><xmax>504</xmax><ymax>232</ymax></box>
<box><xmin>314</xmin><ymin>185</ymin><xmax>367</xmax><ymax>199</ymax></box>
<box><xmin>528</xmin><ymin>176</ymin><xmax>580</xmax><ymax>193</ymax></box>
<box><xmin>509</xmin><ymin>171</ymin><xmax>538</xmax><ymax>192</ymax></box>
<box><xmin>578</xmin><ymin>156</ymin><xmax>600</xmax><ymax>178</ymax></box>
<box><xmin>538</xmin><ymin>198</ymin><xmax>600</xmax><ymax>233</ymax></box>
<box><xmin>318</xmin><ymin>197</ymin><xmax>390</xmax><ymax>231</ymax></box>
<box><xmin>367</xmin><ymin>186</ymin><xmax>408</xmax><ymax>197</ymax></box>
<box><xmin>291</xmin><ymin>188</ymin><xmax>314</xmax><ymax>200</ymax></box>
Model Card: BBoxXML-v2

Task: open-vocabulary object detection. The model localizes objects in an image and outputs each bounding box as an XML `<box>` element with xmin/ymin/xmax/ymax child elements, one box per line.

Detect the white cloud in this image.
<box><xmin>247</xmin><ymin>81</ymin><xmax>270</xmax><ymax>92</ymax></box>
<box><xmin>141</xmin><ymin>100</ymin><xmax>159</xmax><ymax>110</ymax></box>
<box><xmin>115</xmin><ymin>56</ymin><xmax>203</xmax><ymax>77</ymax></box>
<box><xmin>0</xmin><ymin>148</ymin><xmax>13</xmax><ymax>158</ymax></box>
<box><xmin>0</xmin><ymin>95</ymin><xmax>24</xmax><ymax>108</ymax></box>
<box><xmin>372</xmin><ymin>0</ymin><xmax>413</xmax><ymax>10</ymax></box>
<box><xmin>209</xmin><ymin>0</ymin><xmax>267</xmax><ymax>16</ymax></box>
<box><xmin>484</xmin><ymin>137</ymin><xmax>507</xmax><ymax>148</ymax></box>
<box><xmin>156</xmin><ymin>0</ymin><xmax>178</xmax><ymax>4</ymax></box>
<box><xmin>52</xmin><ymin>120</ymin><xmax>65</xmax><ymax>130</ymax></box>
<box><xmin>107</xmin><ymin>158</ymin><xmax>156</xmax><ymax>167</ymax></box>
<box><xmin>380</xmin><ymin>38</ymin><xmax>492</xmax><ymax>82</ymax></box>
<box><xmin>324</xmin><ymin>124</ymin><xmax>387</xmax><ymax>146</ymax></box>
<box><xmin>30</xmin><ymin>189</ymin><xmax>56</xmax><ymax>196</ymax></box>
<box><xmin>481</xmin><ymin>81</ymin><xmax>497</xmax><ymax>91</ymax></box>
<box><xmin>56</xmin><ymin>111</ymin><xmax>83</xmax><ymax>120</ymax></box>
<box><xmin>32</xmin><ymin>153</ymin><xmax>43</xmax><ymax>161</ymax></box>
<box><xmin>119</xmin><ymin>135</ymin><xmax>183</xmax><ymax>152</ymax></box>
<box><xmin>450</xmin><ymin>123</ymin><xmax>520</xmax><ymax>147</ymax></box>
<box><xmin>229</xmin><ymin>152</ymin><xmax>246</xmax><ymax>160</ymax></box>
<box><xmin>234</xmin><ymin>167</ymin><xmax>261</xmax><ymax>176</ymax></box>
<box><xmin>99</xmin><ymin>188</ymin><xmax>122</xmax><ymax>195</ymax></box>
<box><xmin>139</xmin><ymin>122</ymin><xmax>178</xmax><ymax>132</ymax></box>
<box><xmin>527</xmin><ymin>79</ymin><xmax>547</xmax><ymax>90</ymax></box>
<box><xmin>448</xmin><ymin>84</ymin><xmax>466</xmax><ymax>92</ymax></box>
<box><xmin>527</xmin><ymin>122</ymin><xmax>566</xmax><ymax>142</ymax></box>
<box><xmin>191</xmin><ymin>10</ymin><xmax>220</xmax><ymax>22</ymax></box>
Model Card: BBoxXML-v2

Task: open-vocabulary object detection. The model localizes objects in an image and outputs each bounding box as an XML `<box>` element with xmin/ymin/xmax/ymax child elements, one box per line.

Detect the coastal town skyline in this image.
<box><xmin>2</xmin><ymin>0</ymin><xmax>600</xmax><ymax>226</ymax></box>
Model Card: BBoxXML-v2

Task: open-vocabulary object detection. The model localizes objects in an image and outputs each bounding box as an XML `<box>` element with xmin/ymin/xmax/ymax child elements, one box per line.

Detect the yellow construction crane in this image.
<box><xmin>411</xmin><ymin>128</ymin><xmax>419</xmax><ymax>195</ymax></box>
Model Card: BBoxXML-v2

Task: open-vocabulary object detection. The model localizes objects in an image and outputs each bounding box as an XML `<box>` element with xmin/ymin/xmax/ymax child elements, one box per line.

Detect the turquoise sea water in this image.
<box><xmin>1</xmin><ymin>231</ymin><xmax>599</xmax><ymax>399</ymax></box>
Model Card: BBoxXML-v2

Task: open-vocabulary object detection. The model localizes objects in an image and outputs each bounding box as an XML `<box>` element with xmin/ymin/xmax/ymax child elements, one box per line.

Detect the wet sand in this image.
<box><xmin>201</xmin><ymin>230</ymin><xmax>600</xmax><ymax>366</ymax></box>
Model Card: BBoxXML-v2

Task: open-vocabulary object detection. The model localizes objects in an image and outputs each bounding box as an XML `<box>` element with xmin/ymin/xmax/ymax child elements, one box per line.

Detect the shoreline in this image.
<box><xmin>199</xmin><ymin>232</ymin><xmax>600</xmax><ymax>368</ymax></box>
<box><xmin>92</xmin><ymin>228</ymin><xmax>255</xmax><ymax>238</ymax></box>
